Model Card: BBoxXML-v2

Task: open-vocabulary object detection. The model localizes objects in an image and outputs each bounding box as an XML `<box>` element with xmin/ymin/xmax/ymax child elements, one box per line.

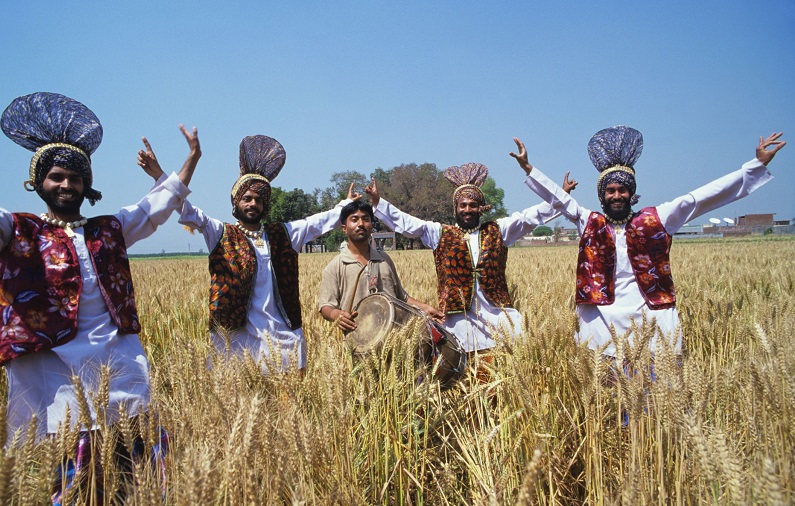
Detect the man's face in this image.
<box><xmin>602</xmin><ymin>182</ymin><xmax>632</xmax><ymax>220</ymax></box>
<box><xmin>342</xmin><ymin>209</ymin><xmax>373</xmax><ymax>244</ymax></box>
<box><xmin>455</xmin><ymin>197</ymin><xmax>481</xmax><ymax>229</ymax></box>
<box><xmin>236</xmin><ymin>189</ymin><xmax>266</xmax><ymax>225</ymax></box>
<box><xmin>41</xmin><ymin>166</ymin><xmax>85</xmax><ymax>216</ymax></box>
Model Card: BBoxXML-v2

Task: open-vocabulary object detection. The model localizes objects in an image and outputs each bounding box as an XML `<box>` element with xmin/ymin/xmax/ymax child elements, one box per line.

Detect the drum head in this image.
<box><xmin>347</xmin><ymin>294</ymin><xmax>395</xmax><ymax>354</ymax></box>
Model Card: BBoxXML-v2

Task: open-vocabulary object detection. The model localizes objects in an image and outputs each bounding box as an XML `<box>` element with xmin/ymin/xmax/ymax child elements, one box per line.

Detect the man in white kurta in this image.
<box><xmin>176</xmin><ymin>132</ymin><xmax>358</xmax><ymax>374</ymax></box>
<box><xmin>512</xmin><ymin>131</ymin><xmax>785</xmax><ymax>356</ymax></box>
<box><xmin>2</xmin><ymin>170</ymin><xmax>194</xmax><ymax>439</ymax></box>
<box><xmin>367</xmin><ymin>170</ymin><xmax>565</xmax><ymax>354</ymax></box>
<box><xmin>179</xmin><ymin>197</ymin><xmax>351</xmax><ymax>372</ymax></box>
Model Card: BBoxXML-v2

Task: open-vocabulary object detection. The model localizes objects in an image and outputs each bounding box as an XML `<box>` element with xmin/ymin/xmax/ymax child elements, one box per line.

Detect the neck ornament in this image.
<box><xmin>454</xmin><ymin>223</ymin><xmax>479</xmax><ymax>241</ymax></box>
<box><xmin>236</xmin><ymin>222</ymin><xmax>265</xmax><ymax>247</ymax></box>
<box><xmin>40</xmin><ymin>213</ymin><xmax>87</xmax><ymax>238</ymax></box>
<box><xmin>604</xmin><ymin>213</ymin><xmax>632</xmax><ymax>226</ymax></box>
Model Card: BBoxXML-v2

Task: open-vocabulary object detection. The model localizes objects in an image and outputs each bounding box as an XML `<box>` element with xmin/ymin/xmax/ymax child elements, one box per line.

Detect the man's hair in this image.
<box><xmin>341</xmin><ymin>200</ymin><xmax>374</xmax><ymax>223</ymax></box>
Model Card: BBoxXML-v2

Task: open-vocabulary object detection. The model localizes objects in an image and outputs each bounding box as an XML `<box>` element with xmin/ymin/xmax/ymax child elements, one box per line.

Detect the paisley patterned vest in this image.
<box><xmin>0</xmin><ymin>213</ymin><xmax>139</xmax><ymax>365</ymax></box>
<box><xmin>433</xmin><ymin>222</ymin><xmax>511</xmax><ymax>314</ymax></box>
<box><xmin>208</xmin><ymin>223</ymin><xmax>301</xmax><ymax>332</ymax></box>
<box><xmin>576</xmin><ymin>207</ymin><xmax>675</xmax><ymax>309</ymax></box>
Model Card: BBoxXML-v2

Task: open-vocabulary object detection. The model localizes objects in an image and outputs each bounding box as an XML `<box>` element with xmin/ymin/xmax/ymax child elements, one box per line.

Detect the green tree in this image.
<box><xmin>480</xmin><ymin>177</ymin><xmax>507</xmax><ymax>222</ymax></box>
<box><xmin>532</xmin><ymin>225</ymin><xmax>553</xmax><ymax>237</ymax></box>
<box><xmin>268</xmin><ymin>187</ymin><xmax>320</xmax><ymax>223</ymax></box>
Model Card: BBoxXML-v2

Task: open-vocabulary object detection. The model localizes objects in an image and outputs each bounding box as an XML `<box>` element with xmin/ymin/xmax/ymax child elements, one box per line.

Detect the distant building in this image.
<box><xmin>737</xmin><ymin>213</ymin><xmax>774</xmax><ymax>227</ymax></box>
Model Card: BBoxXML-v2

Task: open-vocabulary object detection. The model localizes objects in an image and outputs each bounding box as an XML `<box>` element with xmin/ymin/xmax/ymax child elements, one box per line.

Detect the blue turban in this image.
<box><xmin>588</xmin><ymin>125</ymin><xmax>643</xmax><ymax>206</ymax></box>
<box><xmin>1</xmin><ymin>92</ymin><xmax>104</xmax><ymax>205</ymax></box>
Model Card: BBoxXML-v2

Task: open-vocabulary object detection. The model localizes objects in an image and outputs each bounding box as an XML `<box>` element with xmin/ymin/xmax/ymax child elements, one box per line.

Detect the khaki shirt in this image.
<box><xmin>318</xmin><ymin>244</ymin><xmax>409</xmax><ymax>313</ymax></box>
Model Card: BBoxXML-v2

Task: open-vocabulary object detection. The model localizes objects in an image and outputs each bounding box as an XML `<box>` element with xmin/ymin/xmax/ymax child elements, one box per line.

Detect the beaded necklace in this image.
<box><xmin>40</xmin><ymin>213</ymin><xmax>88</xmax><ymax>238</ymax></box>
<box><xmin>604</xmin><ymin>213</ymin><xmax>632</xmax><ymax>226</ymax></box>
<box><xmin>454</xmin><ymin>223</ymin><xmax>479</xmax><ymax>241</ymax></box>
<box><xmin>236</xmin><ymin>222</ymin><xmax>265</xmax><ymax>247</ymax></box>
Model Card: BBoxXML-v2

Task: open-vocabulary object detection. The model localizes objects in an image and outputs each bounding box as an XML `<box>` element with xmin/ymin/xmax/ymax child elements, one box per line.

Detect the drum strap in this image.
<box><xmin>367</xmin><ymin>261</ymin><xmax>380</xmax><ymax>294</ymax></box>
<box><xmin>344</xmin><ymin>260</ymin><xmax>382</xmax><ymax>313</ymax></box>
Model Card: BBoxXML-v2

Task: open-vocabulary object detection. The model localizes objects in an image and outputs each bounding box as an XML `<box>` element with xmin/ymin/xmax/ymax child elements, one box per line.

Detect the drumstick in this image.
<box><xmin>345</xmin><ymin>264</ymin><xmax>368</xmax><ymax>314</ymax></box>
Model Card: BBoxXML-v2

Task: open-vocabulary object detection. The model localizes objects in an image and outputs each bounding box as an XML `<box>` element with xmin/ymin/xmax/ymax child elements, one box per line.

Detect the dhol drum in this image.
<box><xmin>347</xmin><ymin>293</ymin><xmax>466</xmax><ymax>389</ymax></box>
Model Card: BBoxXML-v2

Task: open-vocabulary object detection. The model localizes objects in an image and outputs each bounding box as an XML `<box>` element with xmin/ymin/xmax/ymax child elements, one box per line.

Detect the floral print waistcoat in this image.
<box><xmin>576</xmin><ymin>207</ymin><xmax>675</xmax><ymax>309</ymax></box>
<box><xmin>208</xmin><ymin>222</ymin><xmax>301</xmax><ymax>332</ymax></box>
<box><xmin>0</xmin><ymin>213</ymin><xmax>139</xmax><ymax>365</ymax></box>
<box><xmin>433</xmin><ymin>222</ymin><xmax>511</xmax><ymax>314</ymax></box>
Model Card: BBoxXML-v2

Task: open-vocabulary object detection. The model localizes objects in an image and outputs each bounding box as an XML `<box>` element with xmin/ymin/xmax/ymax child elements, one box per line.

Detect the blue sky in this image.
<box><xmin>1</xmin><ymin>1</ymin><xmax>793</xmax><ymax>253</ymax></box>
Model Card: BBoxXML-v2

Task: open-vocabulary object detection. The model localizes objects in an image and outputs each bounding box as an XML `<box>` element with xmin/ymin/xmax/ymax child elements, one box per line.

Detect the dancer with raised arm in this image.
<box><xmin>511</xmin><ymin>126</ymin><xmax>785</xmax><ymax>358</ymax></box>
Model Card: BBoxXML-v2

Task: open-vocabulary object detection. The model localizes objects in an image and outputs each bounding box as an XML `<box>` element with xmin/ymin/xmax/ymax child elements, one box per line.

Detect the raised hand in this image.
<box><xmin>509</xmin><ymin>137</ymin><xmax>534</xmax><ymax>174</ymax></box>
<box><xmin>137</xmin><ymin>137</ymin><xmax>165</xmax><ymax>181</ymax></box>
<box><xmin>562</xmin><ymin>171</ymin><xmax>578</xmax><ymax>193</ymax></box>
<box><xmin>756</xmin><ymin>132</ymin><xmax>786</xmax><ymax>166</ymax></box>
<box><xmin>347</xmin><ymin>183</ymin><xmax>363</xmax><ymax>201</ymax></box>
<box><xmin>364</xmin><ymin>177</ymin><xmax>380</xmax><ymax>207</ymax></box>
<box><xmin>177</xmin><ymin>125</ymin><xmax>201</xmax><ymax>187</ymax></box>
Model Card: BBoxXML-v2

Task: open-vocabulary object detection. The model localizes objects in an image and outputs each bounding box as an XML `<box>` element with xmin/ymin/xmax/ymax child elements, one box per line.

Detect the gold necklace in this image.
<box><xmin>236</xmin><ymin>222</ymin><xmax>265</xmax><ymax>247</ymax></box>
<box><xmin>40</xmin><ymin>213</ymin><xmax>88</xmax><ymax>238</ymax></box>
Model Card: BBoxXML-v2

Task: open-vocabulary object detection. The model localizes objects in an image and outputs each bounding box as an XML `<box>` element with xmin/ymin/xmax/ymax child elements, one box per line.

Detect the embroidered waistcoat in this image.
<box><xmin>576</xmin><ymin>207</ymin><xmax>675</xmax><ymax>309</ymax></box>
<box><xmin>433</xmin><ymin>222</ymin><xmax>511</xmax><ymax>314</ymax></box>
<box><xmin>208</xmin><ymin>222</ymin><xmax>301</xmax><ymax>332</ymax></box>
<box><xmin>0</xmin><ymin>213</ymin><xmax>139</xmax><ymax>365</ymax></box>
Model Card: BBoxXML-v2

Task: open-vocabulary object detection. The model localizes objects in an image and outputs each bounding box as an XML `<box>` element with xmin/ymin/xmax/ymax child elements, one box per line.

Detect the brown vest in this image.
<box><xmin>207</xmin><ymin>223</ymin><xmax>302</xmax><ymax>331</ymax></box>
<box><xmin>0</xmin><ymin>213</ymin><xmax>139</xmax><ymax>365</ymax></box>
<box><xmin>576</xmin><ymin>207</ymin><xmax>676</xmax><ymax>309</ymax></box>
<box><xmin>433</xmin><ymin>222</ymin><xmax>511</xmax><ymax>314</ymax></box>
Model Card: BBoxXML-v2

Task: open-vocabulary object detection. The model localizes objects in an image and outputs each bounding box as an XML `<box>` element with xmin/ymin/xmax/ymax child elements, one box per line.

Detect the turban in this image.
<box><xmin>230</xmin><ymin>135</ymin><xmax>286</xmax><ymax>212</ymax></box>
<box><xmin>443</xmin><ymin>162</ymin><xmax>493</xmax><ymax>214</ymax></box>
<box><xmin>588</xmin><ymin>125</ymin><xmax>643</xmax><ymax>206</ymax></box>
<box><xmin>1</xmin><ymin>92</ymin><xmax>103</xmax><ymax>205</ymax></box>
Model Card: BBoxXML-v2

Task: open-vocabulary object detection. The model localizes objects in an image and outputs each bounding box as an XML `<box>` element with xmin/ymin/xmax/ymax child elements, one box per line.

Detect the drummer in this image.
<box><xmin>318</xmin><ymin>200</ymin><xmax>443</xmax><ymax>332</ymax></box>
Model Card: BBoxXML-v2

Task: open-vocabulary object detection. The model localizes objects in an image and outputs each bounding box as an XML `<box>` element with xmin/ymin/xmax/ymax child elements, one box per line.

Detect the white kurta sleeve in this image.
<box><xmin>178</xmin><ymin>200</ymin><xmax>226</xmax><ymax>250</ymax></box>
<box><xmin>656</xmin><ymin>158</ymin><xmax>773</xmax><ymax>233</ymax></box>
<box><xmin>497</xmin><ymin>201</ymin><xmax>565</xmax><ymax>245</ymax></box>
<box><xmin>117</xmin><ymin>172</ymin><xmax>191</xmax><ymax>247</ymax></box>
<box><xmin>524</xmin><ymin>169</ymin><xmax>591</xmax><ymax>233</ymax></box>
<box><xmin>284</xmin><ymin>199</ymin><xmax>351</xmax><ymax>252</ymax></box>
<box><xmin>0</xmin><ymin>209</ymin><xmax>13</xmax><ymax>250</ymax></box>
<box><xmin>373</xmin><ymin>198</ymin><xmax>442</xmax><ymax>249</ymax></box>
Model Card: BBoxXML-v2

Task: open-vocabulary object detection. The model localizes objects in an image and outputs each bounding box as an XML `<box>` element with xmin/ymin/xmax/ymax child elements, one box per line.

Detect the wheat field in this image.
<box><xmin>1</xmin><ymin>237</ymin><xmax>794</xmax><ymax>504</ymax></box>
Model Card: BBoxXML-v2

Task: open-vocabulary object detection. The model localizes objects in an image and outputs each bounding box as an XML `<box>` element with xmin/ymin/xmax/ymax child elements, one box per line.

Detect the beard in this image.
<box><xmin>455</xmin><ymin>212</ymin><xmax>481</xmax><ymax>230</ymax></box>
<box><xmin>39</xmin><ymin>187</ymin><xmax>84</xmax><ymax>216</ymax></box>
<box><xmin>234</xmin><ymin>205</ymin><xmax>266</xmax><ymax>225</ymax></box>
<box><xmin>602</xmin><ymin>198</ymin><xmax>632</xmax><ymax>222</ymax></box>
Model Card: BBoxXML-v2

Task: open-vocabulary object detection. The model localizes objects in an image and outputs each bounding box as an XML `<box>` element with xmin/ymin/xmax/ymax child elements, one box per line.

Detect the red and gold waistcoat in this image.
<box><xmin>433</xmin><ymin>222</ymin><xmax>511</xmax><ymax>314</ymax></box>
<box><xmin>208</xmin><ymin>222</ymin><xmax>301</xmax><ymax>331</ymax></box>
<box><xmin>576</xmin><ymin>207</ymin><xmax>675</xmax><ymax>309</ymax></box>
<box><xmin>0</xmin><ymin>213</ymin><xmax>139</xmax><ymax>365</ymax></box>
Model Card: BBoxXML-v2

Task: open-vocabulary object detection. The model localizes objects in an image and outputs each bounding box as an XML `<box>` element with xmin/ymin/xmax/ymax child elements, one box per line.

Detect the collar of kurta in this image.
<box><xmin>339</xmin><ymin>241</ymin><xmax>385</xmax><ymax>264</ymax></box>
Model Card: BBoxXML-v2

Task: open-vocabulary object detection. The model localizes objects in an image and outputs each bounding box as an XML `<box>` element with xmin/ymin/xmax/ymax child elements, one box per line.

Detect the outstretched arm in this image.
<box><xmin>658</xmin><ymin>132</ymin><xmax>784</xmax><ymax>232</ymax></box>
<box><xmin>500</xmin><ymin>171</ymin><xmax>583</xmax><ymax>244</ymax></box>
<box><xmin>509</xmin><ymin>137</ymin><xmax>535</xmax><ymax>175</ymax></box>
<box><xmin>366</xmin><ymin>177</ymin><xmax>442</xmax><ymax>249</ymax></box>
<box><xmin>515</xmin><ymin>137</ymin><xmax>590</xmax><ymax>232</ymax></box>
<box><xmin>176</xmin><ymin>125</ymin><xmax>201</xmax><ymax>187</ymax></box>
<box><xmin>284</xmin><ymin>183</ymin><xmax>361</xmax><ymax>250</ymax></box>
<box><xmin>406</xmin><ymin>296</ymin><xmax>444</xmax><ymax>323</ymax></box>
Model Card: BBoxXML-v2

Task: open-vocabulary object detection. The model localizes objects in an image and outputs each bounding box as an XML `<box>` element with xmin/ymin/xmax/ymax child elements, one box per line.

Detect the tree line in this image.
<box><xmin>269</xmin><ymin>163</ymin><xmax>507</xmax><ymax>251</ymax></box>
